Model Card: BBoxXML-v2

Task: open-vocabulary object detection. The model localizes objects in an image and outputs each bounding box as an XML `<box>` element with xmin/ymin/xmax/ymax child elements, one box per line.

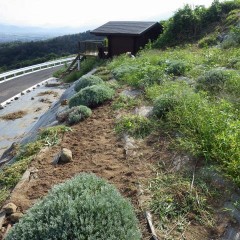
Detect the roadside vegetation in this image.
<box><xmin>0</xmin><ymin>125</ymin><xmax>71</xmax><ymax>207</ymax></box>
<box><xmin>2</xmin><ymin>0</ymin><xmax>240</xmax><ymax>239</ymax></box>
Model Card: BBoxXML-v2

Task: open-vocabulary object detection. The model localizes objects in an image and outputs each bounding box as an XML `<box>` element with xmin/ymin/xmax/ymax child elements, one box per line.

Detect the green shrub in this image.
<box><xmin>68</xmin><ymin>105</ymin><xmax>92</xmax><ymax>125</ymax></box>
<box><xmin>198</xmin><ymin>34</ymin><xmax>218</xmax><ymax>48</ymax></box>
<box><xmin>6</xmin><ymin>173</ymin><xmax>141</xmax><ymax>240</ymax></box>
<box><xmin>196</xmin><ymin>69</ymin><xmax>228</xmax><ymax>92</ymax></box>
<box><xmin>165</xmin><ymin>60</ymin><xmax>188</xmax><ymax>76</ymax></box>
<box><xmin>227</xmin><ymin>57</ymin><xmax>240</xmax><ymax>70</ymax></box>
<box><xmin>69</xmin><ymin>84</ymin><xmax>115</xmax><ymax>108</ymax></box>
<box><xmin>74</xmin><ymin>75</ymin><xmax>104</xmax><ymax>92</ymax></box>
<box><xmin>63</xmin><ymin>57</ymin><xmax>99</xmax><ymax>83</ymax></box>
<box><xmin>115</xmin><ymin>115</ymin><xmax>153</xmax><ymax>138</ymax></box>
<box><xmin>152</xmin><ymin>94</ymin><xmax>178</xmax><ymax>118</ymax></box>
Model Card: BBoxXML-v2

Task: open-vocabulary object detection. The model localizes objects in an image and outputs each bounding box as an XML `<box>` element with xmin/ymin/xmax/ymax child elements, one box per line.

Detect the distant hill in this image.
<box><xmin>0</xmin><ymin>23</ymin><xmax>90</xmax><ymax>43</ymax></box>
<box><xmin>0</xmin><ymin>30</ymin><xmax>103</xmax><ymax>72</ymax></box>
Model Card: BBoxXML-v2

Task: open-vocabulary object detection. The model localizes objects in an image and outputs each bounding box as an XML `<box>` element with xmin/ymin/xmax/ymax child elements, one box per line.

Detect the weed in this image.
<box><xmin>196</xmin><ymin>69</ymin><xmax>229</xmax><ymax>92</ymax></box>
<box><xmin>115</xmin><ymin>115</ymin><xmax>153</xmax><ymax>138</ymax></box>
<box><xmin>63</xmin><ymin>57</ymin><xmax>99</xmax><ymax>83</ymax></box>
<box><xmin>149</xmin><ymin>172</ymin><xmax>216</xmax><ymax>238</ymax></box>
<box><xmin>112</xmin><ymin>95</ymin><xmax>141</xmax><ymax>110</ymax></box>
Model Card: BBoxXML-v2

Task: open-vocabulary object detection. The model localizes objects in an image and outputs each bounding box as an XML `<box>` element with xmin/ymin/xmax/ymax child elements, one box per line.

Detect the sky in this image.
<box><xmin>0</xmin><ymin>0</ymin><xmax>215</xmax><ymax>31</ymax></box>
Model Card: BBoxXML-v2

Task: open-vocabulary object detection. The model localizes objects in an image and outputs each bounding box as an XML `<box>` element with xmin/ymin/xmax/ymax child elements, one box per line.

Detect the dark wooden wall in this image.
<box><xmin>107</xmin><ymin>25</ymin><xmax>162</xmax><ymax>57</ymax></box>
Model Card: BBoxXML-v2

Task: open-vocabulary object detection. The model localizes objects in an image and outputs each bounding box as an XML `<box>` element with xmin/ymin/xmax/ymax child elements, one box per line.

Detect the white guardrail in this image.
<box><xmin>0</xmin><ymin>57</ymin><xmax>75</xmax><ymax>82</ymax></box>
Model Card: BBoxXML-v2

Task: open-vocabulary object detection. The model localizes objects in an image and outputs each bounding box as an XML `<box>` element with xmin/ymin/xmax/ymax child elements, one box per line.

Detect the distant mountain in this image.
<box><xmin>0</xmin><ymin>23</ymin><xmax>87</xmax><ymax>43</ymax></box>
<box><xmin>0</xmin><ymin>23</ymin><xmax>83</xmax><ymax>34</ymax></box>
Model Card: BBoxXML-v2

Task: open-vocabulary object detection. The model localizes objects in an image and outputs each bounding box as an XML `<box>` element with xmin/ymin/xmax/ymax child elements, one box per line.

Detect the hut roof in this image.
<box><xmin>91</xmin><ymin>21</ymin><xmax>162</xmax><ymax>36</ymax></box>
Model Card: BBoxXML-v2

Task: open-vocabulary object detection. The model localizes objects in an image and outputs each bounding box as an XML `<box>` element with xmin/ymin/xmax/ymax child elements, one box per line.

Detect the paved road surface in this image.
<box><xmin>0</xmin><ymin>66</ymin><xmax>63</xmax><ymax>103</ymax></box>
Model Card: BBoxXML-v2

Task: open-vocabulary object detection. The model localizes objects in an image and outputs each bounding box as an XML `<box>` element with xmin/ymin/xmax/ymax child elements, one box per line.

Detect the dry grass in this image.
<box><xmin>0</xmin><ymin>110</ymin><xmax>27</xmax><ymax>120</ymax></box>
<box><xmin>37</xmin><ymin>91</ymin><xmax>58</xmax><ymax>97</ymax></box>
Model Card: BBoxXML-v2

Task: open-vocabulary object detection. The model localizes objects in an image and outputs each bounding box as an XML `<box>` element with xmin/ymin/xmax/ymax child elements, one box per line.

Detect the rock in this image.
<box><xmin>0</xmin><ymin>104</ymin><xmax>4</xmax><ymax>110</ymax></box>
<box><xmin>59</xmin><ymin>148</ymin><xmax>73</xmax><ymax>163</ymax></box>
<box><xmin>21</xmin><ymin>92</ymin><xmax>25</xmax><ymax>95</ymax></box>
<box><xmin>61</xmin><ymin>99</ymin><xmax>68</xmax><ymax>106</ymax></box>
<box><xmin>31</xmin><ymin>97</ymin><xmax>34</xmax><ymax>100</ymax></box>
<box><xmin>14</xmin><ymin>97</ymin><xmax>19</xmax><ymax>100</ymax></box>
<box><xmin>122</xmin><ymin>134</ymin><xmax>138</xmax><ymax>159</ymax></box>
<box><xmin>134</xmin><ymin>106</ymin><xmax>153</xmax><ymax>118</ymax></box>
<box><xmin>2</xmin><ymin>203</ymin><xmax>17</xmax><ymax>215</ymax></box>
<box><xmin>9</xmin><ymin>212</ymin><xmax>23</xmax><ymax>223</ymax></box>
<box><xmin>0</xmin><ymin>211</ymin><xmax>6</xmax><ymax>229</ymax></box>
<box><xmin>121</xmin><ymin>89</ymin><xmax>142</xmax><ymax>98</ymax></box>
<box><xmin>26</xmin><ymin>90</ymin><xmax>31</xmax><ymax>93</ymax></box>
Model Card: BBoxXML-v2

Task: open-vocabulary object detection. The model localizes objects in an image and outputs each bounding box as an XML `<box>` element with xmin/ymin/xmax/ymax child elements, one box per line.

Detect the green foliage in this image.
<box><xmin>53</xmin><ymin>65</ymin><xmax>68</xmax><ymax>78</ymax></box>
<box><xmin>221</xmin><ymin>26</ymin><xmax>240</xmax><ymax>48</ymax></box>
<box><xmin>6</xmin><ymin>173</ymin><xmax>141</xmax><ymax>240</ymax></box>
<box><xmin>198</xmin><ymin>34</ymin><xmax>218</xmax><ymax>48</ymax></box>
<box><xmin>93</xmin><ymin>66</ymin><xmax>112</xmax><ymax>81</ymax></box>
<box><xmin>0</xmin><ymin>31</ymin><xmax>102</xmax><ymax>72</ymax></box>
<box><xmin>39</xmin><ymin>125</ymin><xmax>72</xmax><ymax>147</ymax></box>
<box><xmin>63</xmin><ymin>57</ymin><xmax>99</xmax><ymax>83</ymax></box>
<box><xmin>68</xmin><ymin>105</ymin><xmax>92</xmax><ymax>125</ymax></box>
<box><xmin>153</xmin><ymin>0</ymin><xmax>240</xmax><ymax>48</ymax></box>
<box><xmin>166</xmin><ymin>93</ymin><xmax>240</xmax><ymax>185</ymax></box>
<box><xmin>69</xmin><ymin>84</ymin><xmax>115</xmax><ymax>108</ymax></box>
<box><xmin>196</xmin><ymin>69</ymin><xmax>229</xmax><ymax>92</ymax></box>
<box><xmin>115</xmin><ymin>115</ymin><xmax>153</xmax><ymax>138</ymax></box>
<box><xmin>165</xmin><ymin>60</ymin><xmax>189</xmax><ymax>76</ymax></box>
<box><xmin>149</xmin><ymin>172</ymin><xmax>215</xmax><ymax>236</ymax></box>
<box><xmin>74</xmin><ymin>75</ymin><xmax>104</xmax><ymax>92</ymax></box>
<box><xmin>112</xmin><ymin>95</ymin><xmax>141</xmax><ymax>110</ymax></box>
<box><xmin>152</xmin><ymin>94</ymin><xmax>178</xmax><ymax>118</ymax></box>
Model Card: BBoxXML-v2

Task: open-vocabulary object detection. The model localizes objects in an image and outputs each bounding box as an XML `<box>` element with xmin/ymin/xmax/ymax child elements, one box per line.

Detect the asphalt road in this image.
<box><xmin>0</xmin><ymin>65</ymin><xmax>63</xmax><ymax>103</ymax></box>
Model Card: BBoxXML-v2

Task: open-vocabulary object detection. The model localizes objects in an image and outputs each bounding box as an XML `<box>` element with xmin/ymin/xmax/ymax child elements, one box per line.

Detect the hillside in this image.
<box><xmin>0</xmin><ymin>30</ymin><xmax>102</xmax><ymax>73</ymax></box>
<box><xmin>0</xmin><ymin>0</ymin><xmax>240</xmax><ymax>239</ymax></box>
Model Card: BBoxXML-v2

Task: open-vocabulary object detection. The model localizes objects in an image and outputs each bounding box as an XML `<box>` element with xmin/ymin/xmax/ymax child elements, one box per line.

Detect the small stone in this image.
<box><xmin>31</xmin><ymin>97</ymin><xmax>34</xmax><ymax>100</ymax></box>
<box><xmin>3</xmin><ymin>203</ymin><xmax>17</xmax><ymax>214</ymax></box>
<box><xmin>26</xmin><ymin>89</ymin><xmax>31</xmax><ymax>93</ymax></box>
<box><xmin>10</xmin><ymin>213</ymin><xmax>23</xmax><ymax>223</ymax></box>
<box><xmin>14</xmin><ymin>97</ymin><xmax>19</xmax><ymax>100</ymax></box>
<box><xmin>61</xmin><ymin>99</ymin><xmax>68</xmax><ymax>106</ymax></box>
<box><xmin>37</xmin><ymin>84</ymin><xmax>40</xmax><ymax>87</ymax></box>
<box><xmin>59</xmin><ymin>148</ymin><xmax>72</xmax><ymax>163</ymax></box>
<box><xmin>21</xmin><ymin>92</ymin><xmax>25</xmax><ymax>95</ymax></box>
<box><xmin>0</xmin><ymin>104</ymin><xmax>4</xmax><ymax>109</ymax></box>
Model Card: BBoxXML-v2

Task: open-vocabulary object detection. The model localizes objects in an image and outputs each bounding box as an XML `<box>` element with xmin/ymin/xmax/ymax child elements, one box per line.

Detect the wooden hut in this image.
<box><xmin>90</xmin><ymin>21</ymin><xmax>163</xmax><ymax>58</ymax></box>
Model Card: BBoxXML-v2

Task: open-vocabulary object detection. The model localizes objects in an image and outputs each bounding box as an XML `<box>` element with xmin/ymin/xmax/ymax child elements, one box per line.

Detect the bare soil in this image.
<box><xmin>1</xmin><ymin>100</ymin><xmax>231</xmax><ymax>239</ymax></box>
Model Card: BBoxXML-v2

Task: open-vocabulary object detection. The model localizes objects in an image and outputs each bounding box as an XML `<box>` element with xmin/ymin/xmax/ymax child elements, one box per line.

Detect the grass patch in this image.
<box><xmin>63</xmin><ymin>57</ymin><xmax>100</xmax><ymax>83</ymax></box>
<box><xmin>112</xmin><ymin>95</ymin><xmax>142</xmax><ymax>110</ymax></box>
<box><xmin>149</xmin><ymin>171</ymin><xmax>217</xmax><ymax>239</ymax></box>
<box><xmin>115</xmin><ymin>114</ymin><xmax>154</xmax><ymax>138</ymax></box>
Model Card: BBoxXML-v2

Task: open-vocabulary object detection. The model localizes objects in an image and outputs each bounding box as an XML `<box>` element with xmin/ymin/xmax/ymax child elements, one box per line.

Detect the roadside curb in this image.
<box><xmin>0</xmin><ymin>77</ymin><xmax>55</xmax><ymax>109</ymax></box>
